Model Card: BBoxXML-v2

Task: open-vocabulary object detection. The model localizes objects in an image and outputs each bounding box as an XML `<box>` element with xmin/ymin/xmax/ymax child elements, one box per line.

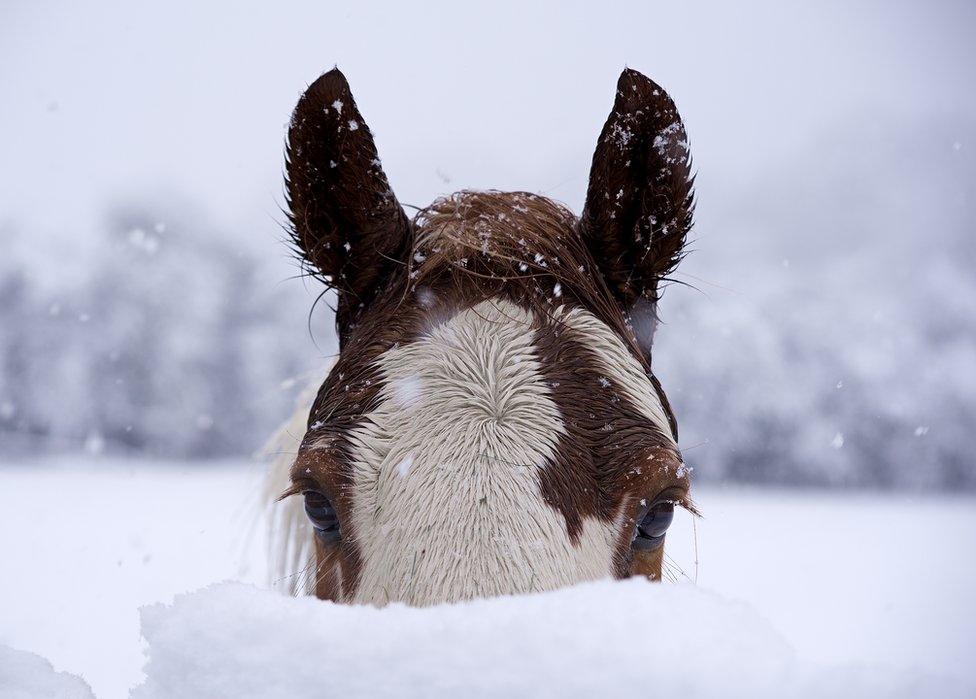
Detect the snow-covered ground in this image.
<box><xmin>1</xmin><ymin>459</ymin><xmax>974</xmax><ymax>697</ymax></box>
<box><xmin>131</xmin><ymin>579</ymin><xmax>970</xmax><ymax>698</ymax></box>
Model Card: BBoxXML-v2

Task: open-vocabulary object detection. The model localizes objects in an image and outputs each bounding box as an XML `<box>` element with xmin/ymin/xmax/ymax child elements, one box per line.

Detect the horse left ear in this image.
<box><xmin>581</xmin><ymin>69</ymin><xmax>695</xmax><ymax>328</ymax></box>
<box><xmin>286</xmin><ymin>68</ymin><xmax>412</xmax><ymax>338</ymax></box>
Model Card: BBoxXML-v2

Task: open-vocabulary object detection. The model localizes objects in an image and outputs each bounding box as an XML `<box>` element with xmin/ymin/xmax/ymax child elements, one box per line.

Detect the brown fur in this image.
<box><xmin>581</xmin><ymin>69</ymin><xmax>695</xmax><ymax>311</ymax></box>
<box><xmin>285</xmin><ymin>69</ymin><xmax>412</xmax><ymax>342</ymax></box>
<box><xmin>631</xmin><ymin>545</ymin><xmax>666</xmax><ymax>582</ymax></box>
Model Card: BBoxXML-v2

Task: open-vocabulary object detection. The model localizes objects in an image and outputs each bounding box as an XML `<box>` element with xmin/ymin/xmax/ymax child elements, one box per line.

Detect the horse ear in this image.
<box><xmin>286</xmin><ymin>68</ymin><xmax>411</xmax><ymax>336</ymax></box>
<box><xmin>581</xmin><ymin>69</ymin><xmax>695</xmax><ymax>335</ymax></box>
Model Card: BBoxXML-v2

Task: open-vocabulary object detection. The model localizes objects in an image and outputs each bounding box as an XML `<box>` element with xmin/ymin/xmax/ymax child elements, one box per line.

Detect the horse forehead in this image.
<box><xmin>363</xmin><ymin>297</ymin><xmax>675</xmax><ymax>456</ymax></box>
<box><xmin>380</xmin><ymin>301</ymin><xmax>552</xmax><ymax>415</ymax></box>
<box><xmin>353</xmin><ymin>300</ymin><xmax>560</xmax><ymax>482</ymax></box>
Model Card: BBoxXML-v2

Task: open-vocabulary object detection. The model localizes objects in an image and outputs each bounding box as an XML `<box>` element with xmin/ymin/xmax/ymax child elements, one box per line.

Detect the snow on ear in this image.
<box><xmin>581</xmin><ymin>69</ymin><xmax>695</xmax><ymax>336</ymax></box>
<box><xmin>285</xmin><ymin>68</ymin><xmax>412</xmax><ymax>336</ymax></box>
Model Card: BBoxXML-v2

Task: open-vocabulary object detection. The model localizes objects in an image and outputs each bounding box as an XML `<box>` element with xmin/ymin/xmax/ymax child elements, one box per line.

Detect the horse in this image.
<box><xmin>264</xmin><ymin>67</ymin><xmax>697</xmax><ymax>606</ymax></box>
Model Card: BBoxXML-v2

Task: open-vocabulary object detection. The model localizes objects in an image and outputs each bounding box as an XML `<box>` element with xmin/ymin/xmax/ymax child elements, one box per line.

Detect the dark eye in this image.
<box><xmin>303</xmin><ymin>490</ymin><xmax>341</xmax><ymax>544</ymax></box>
<box><xmin>631</xmin><ymin>500</ymin><xmax>674</xmax><ymax>551</ymax></box>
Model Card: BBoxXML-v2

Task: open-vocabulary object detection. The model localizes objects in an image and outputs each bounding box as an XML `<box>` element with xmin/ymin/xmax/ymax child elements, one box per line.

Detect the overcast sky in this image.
<box><xmin>2</xmin><ymin>1</ymin><xmax>974</xmax><ymax>263</ymax></box>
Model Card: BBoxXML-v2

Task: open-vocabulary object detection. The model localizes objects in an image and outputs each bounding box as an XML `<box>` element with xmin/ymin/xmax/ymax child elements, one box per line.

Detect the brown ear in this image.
<box><xmin>286</xmin><ymin>68</ymin><xmax>411</xmax><ymax>338</ymax></box>
<box><xmin>581</xmin><ymin>69</ymin><xmax>694</xmax><ymax>339</ymax></box>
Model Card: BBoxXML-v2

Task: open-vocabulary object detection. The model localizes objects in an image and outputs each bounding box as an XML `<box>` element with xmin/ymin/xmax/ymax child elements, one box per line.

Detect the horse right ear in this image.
<box><xmin>581</xmin><ymin>69</ymin><xmax>695</xmax><ymax>328</ymax></box>
<box><xmin>286</xmin><ymin>68</ymin><xmax>412</xmax><ymax>337</ymax></box>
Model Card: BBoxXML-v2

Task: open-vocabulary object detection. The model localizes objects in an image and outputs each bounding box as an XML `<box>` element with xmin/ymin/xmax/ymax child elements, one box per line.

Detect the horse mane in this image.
<box><xmin>261</xmin><ymin>371</ymin><xmax>328</xmax><ymax>596</ymax></box>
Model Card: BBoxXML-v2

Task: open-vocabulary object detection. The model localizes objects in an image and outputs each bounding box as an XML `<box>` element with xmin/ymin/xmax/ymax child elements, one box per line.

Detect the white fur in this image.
<box><xmin>345</xmin><ymin>300</ymin><xmax>622</xmax><ymax>606</ymax></box>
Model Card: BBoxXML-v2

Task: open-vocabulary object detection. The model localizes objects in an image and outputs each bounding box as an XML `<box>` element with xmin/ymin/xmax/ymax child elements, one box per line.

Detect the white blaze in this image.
<box><xmin>346</xmin><ymin>300</ymin><xmax>622</xmax><ymax>606</ymax></box>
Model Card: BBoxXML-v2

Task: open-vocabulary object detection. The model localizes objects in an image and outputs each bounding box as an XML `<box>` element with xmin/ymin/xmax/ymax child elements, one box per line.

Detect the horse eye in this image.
<box><xmin>303</xmin><ymin>490</ymin><xmax>341</xmax><ymax>544</ymax></box>
<box><xmin>631</xmin><ymin>501</ymin><xmax>674</xmax><ymax>551</ymax></box>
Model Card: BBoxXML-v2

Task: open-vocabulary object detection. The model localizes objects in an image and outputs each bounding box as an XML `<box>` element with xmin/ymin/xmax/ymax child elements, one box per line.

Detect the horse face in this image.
<box><xmin>280</xmin><ymin>68</ymin><xmax>696</xmax><ymax>606</ymax></box>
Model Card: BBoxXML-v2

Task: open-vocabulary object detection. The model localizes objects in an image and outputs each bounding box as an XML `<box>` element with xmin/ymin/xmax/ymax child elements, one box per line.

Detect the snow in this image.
<box><xmin>0</xmin><ymin>461</ymin><xmax>268</xmax><ymax>699</ymax></box>
<box><xmin>2</xmin><ymin>460</ymin><xmax>975</xmax><ymax>698</ymax></box>
<box><xmin>132</xmin><ymin>580</ymin><xmax>965</xmax><ymax>699</ymax></box>
<box><xmin>391</xmin><ymin>376</ymin><xmax>424</xmax><ymax>407</ymax></box>
<box><xmin>0</xmin><ymin>644</ymin><xmax>94</xmax><ymax>699</ymax></box>
<box><xmin>395</xmin><ymin>451</ymin><xmax>414</xmax><ymax>477</ymax></box>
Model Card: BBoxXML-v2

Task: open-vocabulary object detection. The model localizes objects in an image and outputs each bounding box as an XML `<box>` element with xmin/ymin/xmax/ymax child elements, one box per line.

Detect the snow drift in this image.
<box><xmin>132</xmin><ymin>579</ymin><xmax>966</xmax><ymax>698</ymax></box>
<box><xmin>0</xmin><ymin>644</ymin><xmax>94</xmax><ymax>699</ymax></box>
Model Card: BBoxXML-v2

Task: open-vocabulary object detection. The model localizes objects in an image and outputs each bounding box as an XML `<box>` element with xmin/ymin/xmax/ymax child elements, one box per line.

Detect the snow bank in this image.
<box><xmin>0</xmin><ymin>644</ymin><xmax>94</xmax><ymax>699</ymax></box>
<box><xmin>133</xmin><ymin>580</ymin><xmax>965</xmax><ymax>699</ymax></box>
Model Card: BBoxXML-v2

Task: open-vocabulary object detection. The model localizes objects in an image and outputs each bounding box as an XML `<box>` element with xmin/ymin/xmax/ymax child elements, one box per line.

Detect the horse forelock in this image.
<box><xmin>408</xmin><ymin>192</ymin><xmax>625</xmax><ymax>334</ymax></box>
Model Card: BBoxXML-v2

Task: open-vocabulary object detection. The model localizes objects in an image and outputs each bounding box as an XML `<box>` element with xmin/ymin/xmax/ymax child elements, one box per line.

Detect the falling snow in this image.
<box><xmin>395</xmin><ymin>452</ymin><xmax>414</xmax><ymax>477</ymax></box>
